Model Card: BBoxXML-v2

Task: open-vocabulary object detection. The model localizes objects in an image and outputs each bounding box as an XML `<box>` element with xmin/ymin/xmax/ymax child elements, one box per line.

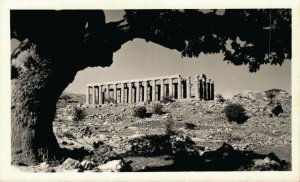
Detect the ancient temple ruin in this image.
<box><xmin>86</xmin><ymin>74</ymin><xmax>214</xmax><ymax>105</ymax></box>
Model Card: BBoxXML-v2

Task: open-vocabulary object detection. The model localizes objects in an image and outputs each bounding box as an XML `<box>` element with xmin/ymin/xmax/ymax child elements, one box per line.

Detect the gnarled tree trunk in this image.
<box><xmin>10</xmin><ymin>10</ymin><xmax>125</xmax><ymax>165</ymax></box>
<box><xmin>11</xmin><ymin>39</ymin><xmax>118</xmax><ymax>165</ymax></box>
<box><xmin>11</xmin><ymin>40</ymin><xmax>83</xmax><ymax>165</ymax></box>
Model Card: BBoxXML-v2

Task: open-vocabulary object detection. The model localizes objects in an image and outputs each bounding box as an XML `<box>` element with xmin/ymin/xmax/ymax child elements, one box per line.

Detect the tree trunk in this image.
<box><xmin>10</xmin><ymin>10</ymin><xmax>136</xmax><ymax>166</ymax></box>
<box><xmin>11</xmin><ymin>40</ymin><xmax>83</xmax><ymax>165</ymax></box>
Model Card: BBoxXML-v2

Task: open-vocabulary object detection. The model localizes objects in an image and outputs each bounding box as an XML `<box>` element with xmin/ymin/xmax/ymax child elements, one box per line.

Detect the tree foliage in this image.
<box><xmin>124</xmin><ymin>9</ymin><xmax>291</xmax><ymax>72</ymax></box>
<box><xmin>11</xmin><ymin>10</ymin><xmax>291</xmax><ymax>72</ymax></box>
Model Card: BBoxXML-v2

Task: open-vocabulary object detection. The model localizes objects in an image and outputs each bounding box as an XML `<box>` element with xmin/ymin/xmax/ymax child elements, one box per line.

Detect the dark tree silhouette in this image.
<box><xmin>123</xmin><ymin>10</ymin><xmax>291</xmax><ymax>72</ymax></box>
<box><xmin>10</xmin><ymin>9</ymin><xmax>291</xmax><ymax>165</ymax></box>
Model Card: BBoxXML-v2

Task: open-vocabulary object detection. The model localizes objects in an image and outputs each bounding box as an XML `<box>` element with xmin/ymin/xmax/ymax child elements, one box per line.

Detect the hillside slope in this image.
<box><xmin>50</xmin><ymin>89</ymin><xmax>291</xmax><ymax>171</ymax></box>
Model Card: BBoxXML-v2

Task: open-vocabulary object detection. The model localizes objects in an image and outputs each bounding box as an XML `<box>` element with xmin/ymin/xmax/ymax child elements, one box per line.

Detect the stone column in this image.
<box><xmin>99</xmin><ymin>84</ymin><xmax>103</xmax><ymax>104</ymax></box>
<box><xmin>178</xmin><ymin>76</ymin><xmax>182</xmax><ymax>99</ymax></box>
<box><xmin>128</xmin><ymin>82</ymin><xmax>132</xmax><ymax>103</ymax></box>
<box><xmin>92</xmin><ymin>85</ymin><xmax>96</xmax><ymax>105</ymax></box>
<box><xmin>206</xmin><ymin>79</ymin><xmax>211</xmax><ymax>100</ymax></box>
<box><xmin>210</xmin><ymin>81</ymin><xmax>214</xmax><ymax>100</ymax></box>
<box><xmin>113</xmin><ymin>84</ymin><xmax>117</xmax><ymax>101</ymax></box>
<box><xmin>121</xmin><ymin>82</ymin><xmax>125</xmax><ymax>103</ymax></box>
<box><xmin>200</xmin><ymin>79</ymin><xmax>203</xmax><ymax>100</ymax></box>
<box><xmin>152</xmin><ymin>80</ymin><xmax>156</xmax><ymax>101</ymax></box>
<box><xmin>202</xmin><ymin>76</ymin><xmax>206</xmax><ymax>100</ymax></box>
<box><xmin>105</xmin><ymin>84</ymin><xmax>109</xmax><ymax>99</ymax></box>
<box><xmin>144</xmin><ymin>80</ymin><xmax>148</xmax><ymax>102</ymax></box>
<box><xmin>160</xmin><ymin>79</ymin><xmax>164</xmax><ymax>100</ymax></box>
<box><xmin>186</xmin><ymin>77</ymin><xmax>191</xmax><ymax>99</ymax></box>
<box><xmin>95</xmin><ymin>87</ymin><xmax>98</xmax><ymax>105</ymax></box>
<box><xmin>136</xmin><ymin>82</ymin><xmax>140</xmax><ymax>102</ymax></box>
<box><xmin>132</xmin><ymin>85</ymin><xmax>136</xmax><ymax>103</ymax></box>
<box><xmin>194</xmin><ymin>75</ymin><xmax>200</xmax><ymax>99</ymax></box>
<box><xmin>86</xmin><ymin>86</ymin><xmax>89</xmax><ymax>105</ymax></box>
<box><xmin>169</xmin><ymin>78</ymin><xmax>173</xmax><ymax>97</ymax></box>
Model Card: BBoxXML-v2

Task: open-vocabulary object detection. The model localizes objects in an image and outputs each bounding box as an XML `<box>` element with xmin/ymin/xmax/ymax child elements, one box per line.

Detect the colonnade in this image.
<box><xmin>86</xmin><ymin>74</ymin><xmax>214</xmax><ymax>105</ymax></box>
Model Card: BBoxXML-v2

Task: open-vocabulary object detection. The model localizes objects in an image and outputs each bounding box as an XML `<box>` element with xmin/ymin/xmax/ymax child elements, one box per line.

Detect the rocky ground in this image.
<box><xmin>16</xmin><ymin>89</ymin><xmax>291</xmax><ymax>172</ymax></box>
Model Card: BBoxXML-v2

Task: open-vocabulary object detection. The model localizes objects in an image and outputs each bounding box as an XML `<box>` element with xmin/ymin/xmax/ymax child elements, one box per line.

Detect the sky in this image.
<box><xmin>11</xmin><ymin>10</ymin><xmax>291</xmax><ymax>98</ymax></box>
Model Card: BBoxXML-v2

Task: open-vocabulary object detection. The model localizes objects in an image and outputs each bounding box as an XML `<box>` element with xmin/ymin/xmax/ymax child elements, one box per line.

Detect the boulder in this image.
<box><xmin>39</xmin><ymin>162</ymin><xmax>49</xmax><ymax>169</ymax></box>
<box><xmin>81</xmin><ymin>160</ymin><xmax>96</xmax><ymax>170</ymax></box>
<box><xmin>254</xmin><ymin>159</ymin><xmax>267</xmax><ymax>166</ymax></box>
<box><xmin>270</xmin><ymin>160</ymin><xmax>281</xmax><ymax>168</ymax></box>
<box><xmin>98</xmin><ymin>160</ymin><xmax>124</xmax><ymax>172</ymax></box>
<box><xmin>59</xmin><ymin>158</ymin><xmax>81</xmax><ymax>170</ymax></box>
<box><xmin>263</xmin><ymin>157</ymin><xmax>271</xmax><ymax>164</ymax></box>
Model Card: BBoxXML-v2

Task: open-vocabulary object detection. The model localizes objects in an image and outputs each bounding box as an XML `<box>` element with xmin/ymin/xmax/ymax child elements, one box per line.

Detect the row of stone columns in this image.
<box><xmin>86</xmin><ymin>74</ymin><xmax>214</xmax><ymax>105</ymax></box>
<box><xmin>197</xmin><ymin>74</ymin><xmax>214</xmax><ymax>100</ymax></box>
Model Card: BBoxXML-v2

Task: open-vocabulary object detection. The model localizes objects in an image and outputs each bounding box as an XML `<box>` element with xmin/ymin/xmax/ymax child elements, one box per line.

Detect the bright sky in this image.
<box><xmin>11</xmin><ymin>10</ymin><xmax>291</xmax><ymax>98</ymax></box>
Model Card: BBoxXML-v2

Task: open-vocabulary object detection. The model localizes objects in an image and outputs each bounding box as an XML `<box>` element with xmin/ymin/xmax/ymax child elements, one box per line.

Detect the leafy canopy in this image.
<box><xmin>11</xmin><ymin>10</ymin><xmax>291</xmax><ymax>73</ymax></box>
<box><xmin>124</xmin><ymin>9</ymin><xmax>291</xmax><ymax>72</ymax></box>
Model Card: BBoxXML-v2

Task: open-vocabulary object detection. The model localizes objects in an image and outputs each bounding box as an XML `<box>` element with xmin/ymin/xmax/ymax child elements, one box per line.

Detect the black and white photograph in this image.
<box><xmin>1</xmin><ymin>1</ymin><xmax>300</xmax><ymax>182</ymax></box>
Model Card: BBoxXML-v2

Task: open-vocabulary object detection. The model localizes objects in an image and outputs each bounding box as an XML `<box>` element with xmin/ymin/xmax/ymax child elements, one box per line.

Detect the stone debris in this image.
<box><xmin>98</xmin><ymin>160</ymin><xmax>124</xmax><ymax>172</ymax></box>
<box><xmin>252</xmin><ymin>157</ymin><xmax>284</xmax><ymax>170</ymax></box>
<box><xmin>81</xmin><ymin>160</ymin><xmax>97</xmax><ymax>170</ymax></box>
<box><xmin>59</xmin><ymin>158</ymin><xmax>81</xmax><ymax>170</ymax></box>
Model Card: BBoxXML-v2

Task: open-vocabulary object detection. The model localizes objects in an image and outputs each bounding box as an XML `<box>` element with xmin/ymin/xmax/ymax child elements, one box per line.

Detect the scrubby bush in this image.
<box><xmin>265</xmin><ymin>91</ymin><xmax>276</xmax><ymax>99</ymax></box>
<box><xmin>152</xmin><ymin>103</ymin><xmax>164</xmax><ymax>115</ymax></box>
<box><xmin>127</xmin><ymin>134</ymin><xmax>172</xmax><ymax>156</ymax></box>
<box><xmin>161</xmin><ymin>95</ymin><xmax>175</xmax><ymax>104</ymax></box>
<box><xmin>265</xmin><ymin>89</ymin><xmax>283</xmax><ymax>99</ymax></box>
<box><xmin>70</xmin><ymin>107</ymin><xmax>86</xmax><ymax>122</ymax></box>
<box><xmin>60</xmin><ymin>94</ymin><xmax>72</xmax><ymax>101</ymax></box>
<box><xmin>104</xmin><ymin>97</ymin><xmax>117</xmax><ymax>104</ymax></box>
<box><xmin>184</xmin><ymin>122</ymin><xmax>196</xmax><ymax>130</ymax></box>
<box><xmin>133</xmin><ymin>106</ymin><xmax>147</xmax><ymax>118</ymax></box>
<box><xmin>271</xmin><ymin>102</ymin><xmax>283</xmax><ymax>116</ymax></box>
<box><xmin>223</xmin><ymin>103</ymin><xmax>248</xmax><ymax>123</ymax></box>
<box><xmin>215</xmin><ymin>93</ymin><xmax>225</xmax><ymax>102</ymax></box>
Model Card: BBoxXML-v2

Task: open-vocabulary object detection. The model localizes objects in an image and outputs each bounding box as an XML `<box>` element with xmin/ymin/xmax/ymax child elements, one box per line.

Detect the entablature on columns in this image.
<box><xmin>86</xmin><ymin>74</ymin><xmax>215</xmax><ymax>105</ymax></box>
